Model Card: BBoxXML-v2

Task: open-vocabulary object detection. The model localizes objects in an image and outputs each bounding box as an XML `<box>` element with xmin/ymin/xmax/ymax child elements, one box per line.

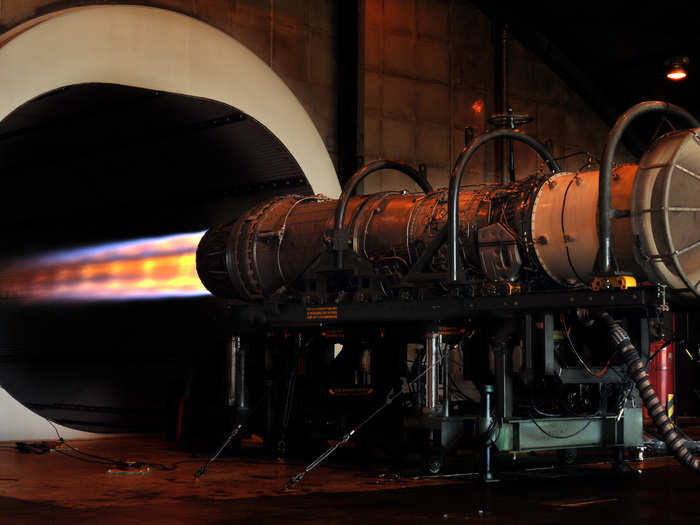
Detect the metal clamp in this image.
<box><xmin>333</xmin><ymin>160</ymin><xmax>433</xmax><ymax>269</ymax></box>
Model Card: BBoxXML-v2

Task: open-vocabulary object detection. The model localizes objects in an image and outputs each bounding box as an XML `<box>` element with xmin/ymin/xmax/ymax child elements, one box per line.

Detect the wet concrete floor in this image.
<box><xmin>1</xmin><ymin>434</ymin><xmax>699</xmax><ymax>524</ymax></box>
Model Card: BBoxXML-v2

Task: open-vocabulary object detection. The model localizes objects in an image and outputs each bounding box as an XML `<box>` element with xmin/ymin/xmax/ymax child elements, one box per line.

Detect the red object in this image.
<box><xmin>644</xmin><ymin>322</ymin><xmax>676</xmax><ymax>422</ymax></box>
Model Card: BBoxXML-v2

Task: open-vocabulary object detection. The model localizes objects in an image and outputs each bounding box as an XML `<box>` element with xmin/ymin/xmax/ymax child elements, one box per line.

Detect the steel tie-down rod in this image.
<box><xmin>283</xmin><ymin>343</ymin><xmax>448</xmax><ymax>490</ymax></box>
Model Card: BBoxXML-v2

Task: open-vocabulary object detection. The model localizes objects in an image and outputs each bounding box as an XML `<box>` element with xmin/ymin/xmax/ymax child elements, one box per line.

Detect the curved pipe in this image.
<box><xmin>599</xmin><ymin>312</ymin><xmax>700</xmax><ymax>474</ymax></box>
<box><xmin>596</xmin><ymin>101</ymin><xmax>699</xmax><ymax>274</ymax></box>
<box><xmin>333</xmin><ymin>160</ymin><xmax>432</xmax><ymax>268</ymax></box>
<box><xmin>447</xmin><ymin>129</ymin><xmax>560</xmax><ymax>283</ymax></box>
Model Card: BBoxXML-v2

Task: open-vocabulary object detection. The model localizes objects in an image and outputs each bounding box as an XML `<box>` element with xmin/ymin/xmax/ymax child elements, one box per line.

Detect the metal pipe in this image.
<box><xmin>443</xmin><ymin>344</ymin><xmax>451</xmax><ymax>418</ymax></box>
<box><xmin>425</xmin><ymin>332</ymin><xmax>441</xmax><ymax>414</ymax></box>
<box><xmin>500</xmin><ymin>24</ymin><xmax>510</xmax><ymax>184</ymax></box>
<box><xmin>493</xmin><ymin>343</ymin><xmax>512</xmax><ymax>418</ymax></box>
<box><xmin>596</xmin><ymin>101</ymin><xmax>699</xmax><ymax>274</ymax></box>
<box><xmin>500</xmin><ymin>25</ymin><xmax>509</xmax><ymax>118</ymax></box>
<box><xmin>226</xmin><ymin>336</ymin><xmax>240</xmax><ymax>407</ymax></box>
<box><xmin>333</xmin><ymin>160</ymin><xmax>433</xmax><ymax>268</ymax></box>
<box><xmin>236</xmin><ymin>339</ymin><xmax>247</xmax><ymax>412</ymax></box>
<box><xmin>481</xmin><ymin>384</ymin><xmax>495</xmax><ymax>482</ymax></box>
<box><xmin>447</xmin><ymin>129</ymin><xmax>560</xmax><ymax>282</ymax></box>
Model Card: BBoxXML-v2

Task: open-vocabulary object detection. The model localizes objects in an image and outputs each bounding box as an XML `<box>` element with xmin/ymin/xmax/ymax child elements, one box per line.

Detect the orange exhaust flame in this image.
<box><xmin>0</xmin><ymin>232</ymin><xmax>209</xmax><ymax>302</ymax></box>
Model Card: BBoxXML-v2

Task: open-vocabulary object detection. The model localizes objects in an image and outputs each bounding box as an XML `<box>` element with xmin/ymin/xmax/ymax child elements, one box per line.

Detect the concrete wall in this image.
<box><xmin>361</xmin><ymin>0</ymin><xmax>612</xmax><ymax>193</ymax></box>
<box><xmin>0</xmin><ymin>0</ymin><xmax>339</xmax><ymax>167</ymax></box>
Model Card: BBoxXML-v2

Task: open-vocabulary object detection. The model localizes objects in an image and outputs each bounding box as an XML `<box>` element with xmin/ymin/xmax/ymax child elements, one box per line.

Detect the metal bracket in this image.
<box><xmin>591</xmin><ymin>275</ymin><xmax>637</xmax><ymax>291</ymax></box>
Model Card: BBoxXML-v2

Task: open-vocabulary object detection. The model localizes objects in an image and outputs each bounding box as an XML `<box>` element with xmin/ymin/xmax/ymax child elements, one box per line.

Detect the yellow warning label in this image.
<box><xmin>306</xmin><ymin>306</ymin><xmax>338</xmax><ymax>320</ymax></box>
<box><xmin>329</xmin><ymin>387</ymin><xmax>373</xmax><ymax>396</ymax></box>
<box><xmin>439</xmin><ymin>326</ymin><xmax>462</xmax><ymax>336</ymax></box>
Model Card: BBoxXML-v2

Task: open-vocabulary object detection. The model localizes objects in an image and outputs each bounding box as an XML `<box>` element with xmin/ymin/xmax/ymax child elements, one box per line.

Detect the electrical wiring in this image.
<box><xmin>529</xmin><ymin>415</ymin><xmax>595</xmax><ymax>440</ymax></box>
<box><xmin>529</xmin><ymin>401</ymin><xmax>565</xmax><ymax>418</ymax></box>
<box><xmin>544</xmin><ymin>316</ymin><xmax>682</xmax><ymax>441</ymax></box>
<box><xmin>552</xmin><ymin>150</ymin><xmax>600</xmax><ymax>164</ymax></box>
<box><xmin>448</xmin><ymin>375</ymin><xmax>478</xmax><ymax>404</ymax></box>
<box><xmin>560</xmin><ymin>314</ymin><xmax>672</xmax><ymax>379</ymax></box>
<box><xmin>54</xmin><ymin>449</ymin><xmax>113</xmax><ymax>465</ymax></box>
<box><xmin>560</xmin><ymin>314</ymin><xmax>612</xmax><ymax>377</ymax></box>
<box><xmin>484</xmin><ymin>418</ymin><xmax>502</xmax><ymax>447</ymax></box>
<box><xmin>44</xmin><ymin>417</ymin><xmax>180</xmax><ymax>471</ymax></box>
<box><xmin>45</xmin><ymin>419</ymin><xmax>124</xmax><ymax>464</ymax></box>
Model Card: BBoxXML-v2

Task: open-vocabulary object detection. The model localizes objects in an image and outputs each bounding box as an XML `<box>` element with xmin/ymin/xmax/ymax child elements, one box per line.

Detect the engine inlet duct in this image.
<box><xmin>0</xmin><ymin>231</ymin><xmax>209</xmax><ymax>302</ymax></box>
<box><xmin>197</xmin><ymin>129</ymin><xmax>700</xmax><ymax>301</ymax></box>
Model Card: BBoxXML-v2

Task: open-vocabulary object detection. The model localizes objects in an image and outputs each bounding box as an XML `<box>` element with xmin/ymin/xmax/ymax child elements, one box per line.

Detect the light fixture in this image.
<box><xmin>666</xmin><ymin>57</ymin><xmax>689</xmax><ymax>81</ymax></box>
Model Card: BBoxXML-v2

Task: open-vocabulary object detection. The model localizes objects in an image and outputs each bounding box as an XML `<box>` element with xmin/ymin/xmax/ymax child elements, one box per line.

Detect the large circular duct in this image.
<box><xmin>0</xmin><ymin>5</ymin><xmax>340</xmax><ymax>199</ymax></box>
<box><xmin>0</xmin><ymin>5</ymin><xmax>341</xmax><ymax>442</ymax></box>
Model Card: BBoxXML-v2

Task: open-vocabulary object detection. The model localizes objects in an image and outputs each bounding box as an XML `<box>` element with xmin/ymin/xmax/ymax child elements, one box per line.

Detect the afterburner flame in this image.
<box><xmin>0</xmin><ymin>231</ymin><xmax>209</xmax><ymax>302</ymax></box>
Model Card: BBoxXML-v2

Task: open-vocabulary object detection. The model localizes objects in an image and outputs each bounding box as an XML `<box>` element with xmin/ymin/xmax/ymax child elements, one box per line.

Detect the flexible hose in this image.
<box><xmin>599</xmin><ymin>312</ymin><xmax>700</xmax><ymax>473</ymax></box>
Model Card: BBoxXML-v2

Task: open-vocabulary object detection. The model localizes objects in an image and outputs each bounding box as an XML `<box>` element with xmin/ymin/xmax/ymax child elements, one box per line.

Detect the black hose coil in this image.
<box><xmin>599</xmin><ymin>312</ymin><xmax>700</xmax><ymax>473</ymax></box>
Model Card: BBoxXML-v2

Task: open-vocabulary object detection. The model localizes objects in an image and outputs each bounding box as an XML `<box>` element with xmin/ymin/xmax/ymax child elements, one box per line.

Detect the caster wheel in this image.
<box><xmin>424</xmin><ymin>456</ymin><xmax>443</xmax><ymax>475</ymax></box>
<box><xmin>557</xmin><ymin>448</ymin><xmax>577</xmax><ymax>465</ymax></box>
<box><xmin>612</xmin><ymin>447</ymin><xmax>626</xmax><ymax>472</ymax></box>
<box><xmin>423</xmin><ymin>447</ymin><xmax>445</xmax><ymax>475</ymax></box>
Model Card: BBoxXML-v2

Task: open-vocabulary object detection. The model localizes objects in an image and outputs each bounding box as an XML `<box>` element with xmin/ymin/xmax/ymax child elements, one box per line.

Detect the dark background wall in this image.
<box><xmin>360</xmin><ymin>0</ymin><xmax>613</xmax><ymax>192</ymax></box>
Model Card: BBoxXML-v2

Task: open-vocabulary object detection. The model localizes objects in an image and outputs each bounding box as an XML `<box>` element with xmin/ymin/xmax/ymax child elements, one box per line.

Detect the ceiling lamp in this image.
<box><xmin>666</xmin><ymin>57</ymin><xmax>689</xmax><ymax>81</ymax></box>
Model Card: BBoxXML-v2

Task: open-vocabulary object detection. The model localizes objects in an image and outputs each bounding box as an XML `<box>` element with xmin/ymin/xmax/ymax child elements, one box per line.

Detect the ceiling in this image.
<box><xmin>474</xmin><ymin>1</ymin><xmax>700</xmax><ymax>153</ymax></box>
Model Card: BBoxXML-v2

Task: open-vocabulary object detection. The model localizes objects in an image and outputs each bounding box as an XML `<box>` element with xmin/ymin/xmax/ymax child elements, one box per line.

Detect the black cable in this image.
<box><xmin>448</xmin><ymin>375</ymin><xmax>478</xmax><ymax>404</ymax></box>
<box><xmin>560</xmin><ymin>178</ymin><xmax>588</xmax><ymax>286</ymax></box>
<box><xmin>552</xmin><ymin>150</ymin><xmax>600</xmax><ymax>163</ymax></box>
<box><xmin>529</xmin><ymin>401</ymin><xmax>565</xmax><ymax>418</ymax></box>
<box><xmin>45</xmin><ymin>419</ymin><xmax>124</xmax><ymax>463</ymax></box>
<box><xmin>646</xmin><ymin>337</ymin><xmax>677</xmax><ymax>366</ymax></box>
<box><xmin>529</xmin><ymin>415</ymin><xmax>595</xmax><ymax>440</ymax></box>
<box><xmin>485</xmin><ymin>418</ymin><xmax>502</xmax><ymax>447</ymax></box>
<box><xmin>54</xmin><ymin>449</ymin><xmax>113</xmax><ymax>465</ymax></box>
<box><xmin>560</xmin><ymin>314</ymin><xmax>612</xmax><ymax>378</ymax></box>
<box><xmin>45</xmin><ymin>416</ymin><xmax>180</xmax><ymax>470</ymax></box>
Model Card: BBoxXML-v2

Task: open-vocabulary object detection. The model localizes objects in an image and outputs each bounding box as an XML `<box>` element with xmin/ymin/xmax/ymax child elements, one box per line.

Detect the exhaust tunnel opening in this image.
<box><xmin>0</xmin><ymin>82</ymin><xmax>315</xmax><ymax>437</ymax></box>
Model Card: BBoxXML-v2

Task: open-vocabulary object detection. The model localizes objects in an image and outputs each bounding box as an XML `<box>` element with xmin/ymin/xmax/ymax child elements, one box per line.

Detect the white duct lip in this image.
<box><xmin>0</xmin><ymin>387</ymin><xmax>97</xmax><ymax>443</ymax></box>
<box><xmin>0</xmin><ymin>5</ymin><xmax>341</xmax><ymax>199</ymax></box>
<box><xmin>0</xmin><ymin>5</ymin><xmax>341</xmax><ymax>440</ymax></box>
